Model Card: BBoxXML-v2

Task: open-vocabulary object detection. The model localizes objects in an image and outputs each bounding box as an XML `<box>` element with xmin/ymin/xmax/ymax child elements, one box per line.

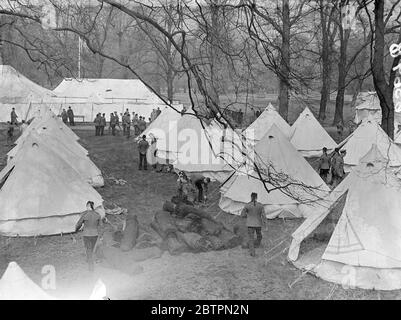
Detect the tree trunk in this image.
<box><xmin>278</xmin><ymin>0</ymin><xmax>291</xmax><ymax>121</ymax></box>
<box><xmin>165</xmin><ymin>6</ymin><xmax>175</xmax><ymax>103</ymax></box>
<box><xmin>209</xmin><ymin>2</ymin><xmax>220</xmax><ymax>106</ymax></box>
<box><xmin>333</xmin><ymin>19</ymin><xmax>350</xmax><ymax>126</ymax></box>
<box><xmin>279</xmin><ymin>0</ymin><xmax>291</xmax><ymax>121</ymax></box>
<box><xmin>318</xmin><ymin>1</ymin><xmax>333</xmax><ymax>121</ymax></box>
<box><xmin>167</xmin><ymin>67</ymin><xmax>174</xmax><ymax>103</ymax></box>
<box><xmin>319</xmin><ymin>57</ymin><xmax>331</xmax><ymax>121</ymax></box>
<box><xmin>372</xmin><ymin>0</ymin><xmax>397</xmax><ymax>139</ymax></box>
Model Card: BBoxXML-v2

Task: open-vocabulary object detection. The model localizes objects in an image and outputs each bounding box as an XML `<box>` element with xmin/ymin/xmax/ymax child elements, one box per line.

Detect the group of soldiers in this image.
<box><xmin>317</xmin><ymin>147</ymin><xmax>346</xmax><ymax>188</ymax></box>
<box><xmin>93</xmin><ymin>109</ymin><xmax>155</xmax><ymax>138</ymax></box>
<box><xmin>61</xmin><ymin>107</ymin><xmax>76</xmax><ymax>126</ymax></box>
<box><xmin>176</xmin><ymin>171</ymin><xmax>211</xmax><ymax>204</ymax></box>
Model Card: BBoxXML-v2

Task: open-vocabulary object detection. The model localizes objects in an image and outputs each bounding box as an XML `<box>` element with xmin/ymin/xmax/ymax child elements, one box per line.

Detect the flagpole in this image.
<box><xmin>78</xmin><ymin>36</ymin><xmax>82</xmax><ymax>79</ymax></box>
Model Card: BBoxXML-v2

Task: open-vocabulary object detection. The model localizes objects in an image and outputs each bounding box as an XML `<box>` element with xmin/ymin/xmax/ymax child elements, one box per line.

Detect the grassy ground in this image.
<box><xmin>1</xmin><ymin>117</ymin><xmax>398</xmax><ymax>300</ymax></box>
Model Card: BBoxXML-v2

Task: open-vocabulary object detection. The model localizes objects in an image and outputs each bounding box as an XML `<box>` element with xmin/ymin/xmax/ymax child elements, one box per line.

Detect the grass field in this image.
<box><xmin>0</xmin><ymin>108</ymin><xmax>397</xmax><ymax>300</ymax></box>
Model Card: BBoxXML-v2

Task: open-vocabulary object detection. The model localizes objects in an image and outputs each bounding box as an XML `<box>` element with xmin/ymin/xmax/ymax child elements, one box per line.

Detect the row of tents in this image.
<box><xmin>2</xmin><ymin>64</ymin><xmax>399</xmax><ymax>132</ymax></box>
<box><xmin>0</xmin><ymin>65</ymin><xmax>171</xmax><ymax>122</ymax></box>
<box><xmin>143</xmin><ymin>102</ymin><xmax>401</xmax><ymax>219</ymax></box>
<box><xmin>146</xmin><ymin>103</ymin><xmax>401</xmax><ymax>290</ymax></box>
<box><xmin>0</xmin><ymin>107</ymin><xmax>113</xmax><ymax>237</ymax></box>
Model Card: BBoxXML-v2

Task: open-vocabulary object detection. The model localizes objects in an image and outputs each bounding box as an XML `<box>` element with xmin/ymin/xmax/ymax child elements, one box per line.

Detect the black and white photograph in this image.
<box><xmin>0</xmin><ymin>0</ymin><xmax>400</xmax><ymax>307</ymax></box>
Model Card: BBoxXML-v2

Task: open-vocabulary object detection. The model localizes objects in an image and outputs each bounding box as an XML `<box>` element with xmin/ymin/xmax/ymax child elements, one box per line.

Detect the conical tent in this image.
<box><xmin>138</xmin><ymin>106</ymin><xmax>183</xmax><ymax>143</ymax></box>
<box><xmin>156</xmin><ymin>110</ymin><xmax>245</xmax><ymax>182</ymax></box>
<box><xmin>290</xmin><ymin>107</ymin><xmax>337</xmax><ymax>157</ymax></box>
<box><xmin>0</xmin><ymin>262</ymin><xmax>54</xmax><ymax>300</ymax></box>
<box><xmin>339</xmin><ymin>120</ymin><xmax>401</xmax><ymax>172</ymax></box>
<box><xmin>243</xmin><ymin>103</ymin><xmax>291</xmax><ymax>143</ymax></box>
<box><xmin>9</xmin><ymin>111</ymin><xmax>87</xmax><ymax>163</ymax></box>
<box><xmin>16</xmin><ymin>107</ymin><xmax>80</xmax><ymax>145</ymax></box>
<box><xmin>289</xmin><ymin>145</ymin><xmax>401</xmax><ymax>290</ymax></box>
<box><xmin>175</xmin><ymin>120</ymin><xmax>246</xmax><ymax>182</ymax></box>
<box><xmin>219</xmin><ymin>125</ymin><xmax>330</xmax><ymax>219</ymax></box>
<box><xmin>0</xmin><ymin>134</ymin><xmax>104</xmax><ymax>236</ymax></box>
<box><xmin>11</xmin><ymin>131</ymin><xmax>103</xmax><ymax>187</ymax></box>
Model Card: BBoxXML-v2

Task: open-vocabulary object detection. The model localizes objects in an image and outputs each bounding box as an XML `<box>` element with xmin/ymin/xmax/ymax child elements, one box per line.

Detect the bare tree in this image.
<box><xmin>317</xmin><ymin>0</ymin><xmax>338</xmax><ymax>121</ymax></box>
<box><xmin>368</xmin><ymin>0</ymin><xmax>401</xmax><ymax>138</ymax></box>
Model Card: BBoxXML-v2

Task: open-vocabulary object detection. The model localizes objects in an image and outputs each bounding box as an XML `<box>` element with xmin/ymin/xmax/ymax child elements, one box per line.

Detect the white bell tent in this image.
<box><xmin>219</xmin><ymin>125</ymin><xmax>330</xmax><ymax>219</ymax></box>
<box><xmin>289</xmin><ymin>145</ymin><xmax>401</xmax><ymax>290</ymax></box>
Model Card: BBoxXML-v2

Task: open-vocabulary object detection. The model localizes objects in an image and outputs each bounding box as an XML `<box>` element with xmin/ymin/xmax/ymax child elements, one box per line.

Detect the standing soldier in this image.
<box><xmin>317</xmin><ymin>147</ymin><xmax>331</xmax><ymax>184</ymax></box>
<box><xmin>125</xmin><ymin>112</ymin><xmax>131</xmax><ymax>139</ymax></box>
<box><xmin>10</xmin><ymin>108</ymin><xmax>18</xmax><ymax>125</ymax></box>
<box><xmin>240</xmin><ymin>192</ymin><xmax>266</xmax><ymax>257</ymax></box>
<box><xmin>139</xmin><ymin>116</ymin><xmax>147</xmax><ymax>134</ymax></box>
<box><xmin>137</xmin><ymin>134</ymin><xmax>150</xmax><ymax>170</ymax></box>
<box><xmin>122</xmin><ymin>113</ymin><xmax>127</xmax><ymax>136</ymax></box>
<box><xmin>331</xmin><ymin>148</ymin><xmax>346</xmax><ymax>188</ymax></box>
<box><xmin>100</xmin><ymin>113</ymin><xmax>106</xmax><ymax>136</ymax></box>
<box><xmin>113</xmin><ymin>111</ymin><xmax>120</xmax><ymax>135</ymax></box>
<box><xmin>61</xmin><ymin>109</ymin><xmax>68</xmax><ymax>124</ymax></box>
<box><xmin>109</xmin><ymin>112</ymin><xmax>116</xmax><ymax>136</ymax></box>
<box><xmin>94</xmin><ymin>113</ymin><xmax>101</xmax><ymax>136</ymax></box>
<box><xmin>133</xmin><ymin>113</ymin><xmax>139</xmax><ymax>136</ymax></box>
<box><xmin>67</xmin><ymin>106</ymin><xmax>75</xmax><ymax>126</ymax></box>
<box><xmin>75</xmin><ymin>201</ymin><xmax>103</xmax><ymax>272</ymax></box>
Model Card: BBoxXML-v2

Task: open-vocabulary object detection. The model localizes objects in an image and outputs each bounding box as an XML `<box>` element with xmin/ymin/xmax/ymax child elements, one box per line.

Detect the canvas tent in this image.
<box><xmin>290</xmin><ymin>107</ymin><xmax>337</xmax><ymax>157</ymax></box>
<box><xmin>219</xmin><ymin>125</ymin><xmax>330</xmax><ymax>219</ymax></box>
<box><xmin>19</xmin><ymin>107</ymin><xmax>81</xmax><ymax>143</ymax></box>
<box><xmin>52</xmin><ymin>78</ymin><xmax>169</xmax><ymax>121</ymax></box>
<box><xmin>0</xmin><ymin>262</ymin><xmax>54</xmax><ymax>300</ymax></box>
<box><xmin>11</xmin><ymin>130</ymin><xmax>103</xmax><ymax>187</ymax></box>
<box><xmin>0</xmin><ymin>134</ymin><xmax>104</xmax><ymax>236</ymax></box>
<box><xmin>8</xmin><ymin>109</ymin><xmax>89</xmax><ymax>163</ymax></box>
<box><xmin>339</xmin><ymin>119</ymin><xmax>401</xmax><ymax>172</ymax></box>
<box><xmin>242</xmin><ymin>103</ymin><xmax>291</xmax><ymax>144</ymax></box>
<box><xmin>8</xmin><ymin>109</ymin><xmax>103</xmax><ymax>186</ymax></box>
<box><xmin>289</xmin><ymin>145</ymin><xmax>401</xmax><ymax>290</ymax></box>
<box><xmin>155</xmin><ymin>109</ymin><xmax>245</xmax><ymax>182</ymax></box>
<box><xmin>0</xmin><ymin>65</ymin><xmax>56</xmax><ymax>122</ymax></box>
<box><xmin>139</xmin><ymin>105</ymin><xmax>183</xmax><ymax>143</ymax></box>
